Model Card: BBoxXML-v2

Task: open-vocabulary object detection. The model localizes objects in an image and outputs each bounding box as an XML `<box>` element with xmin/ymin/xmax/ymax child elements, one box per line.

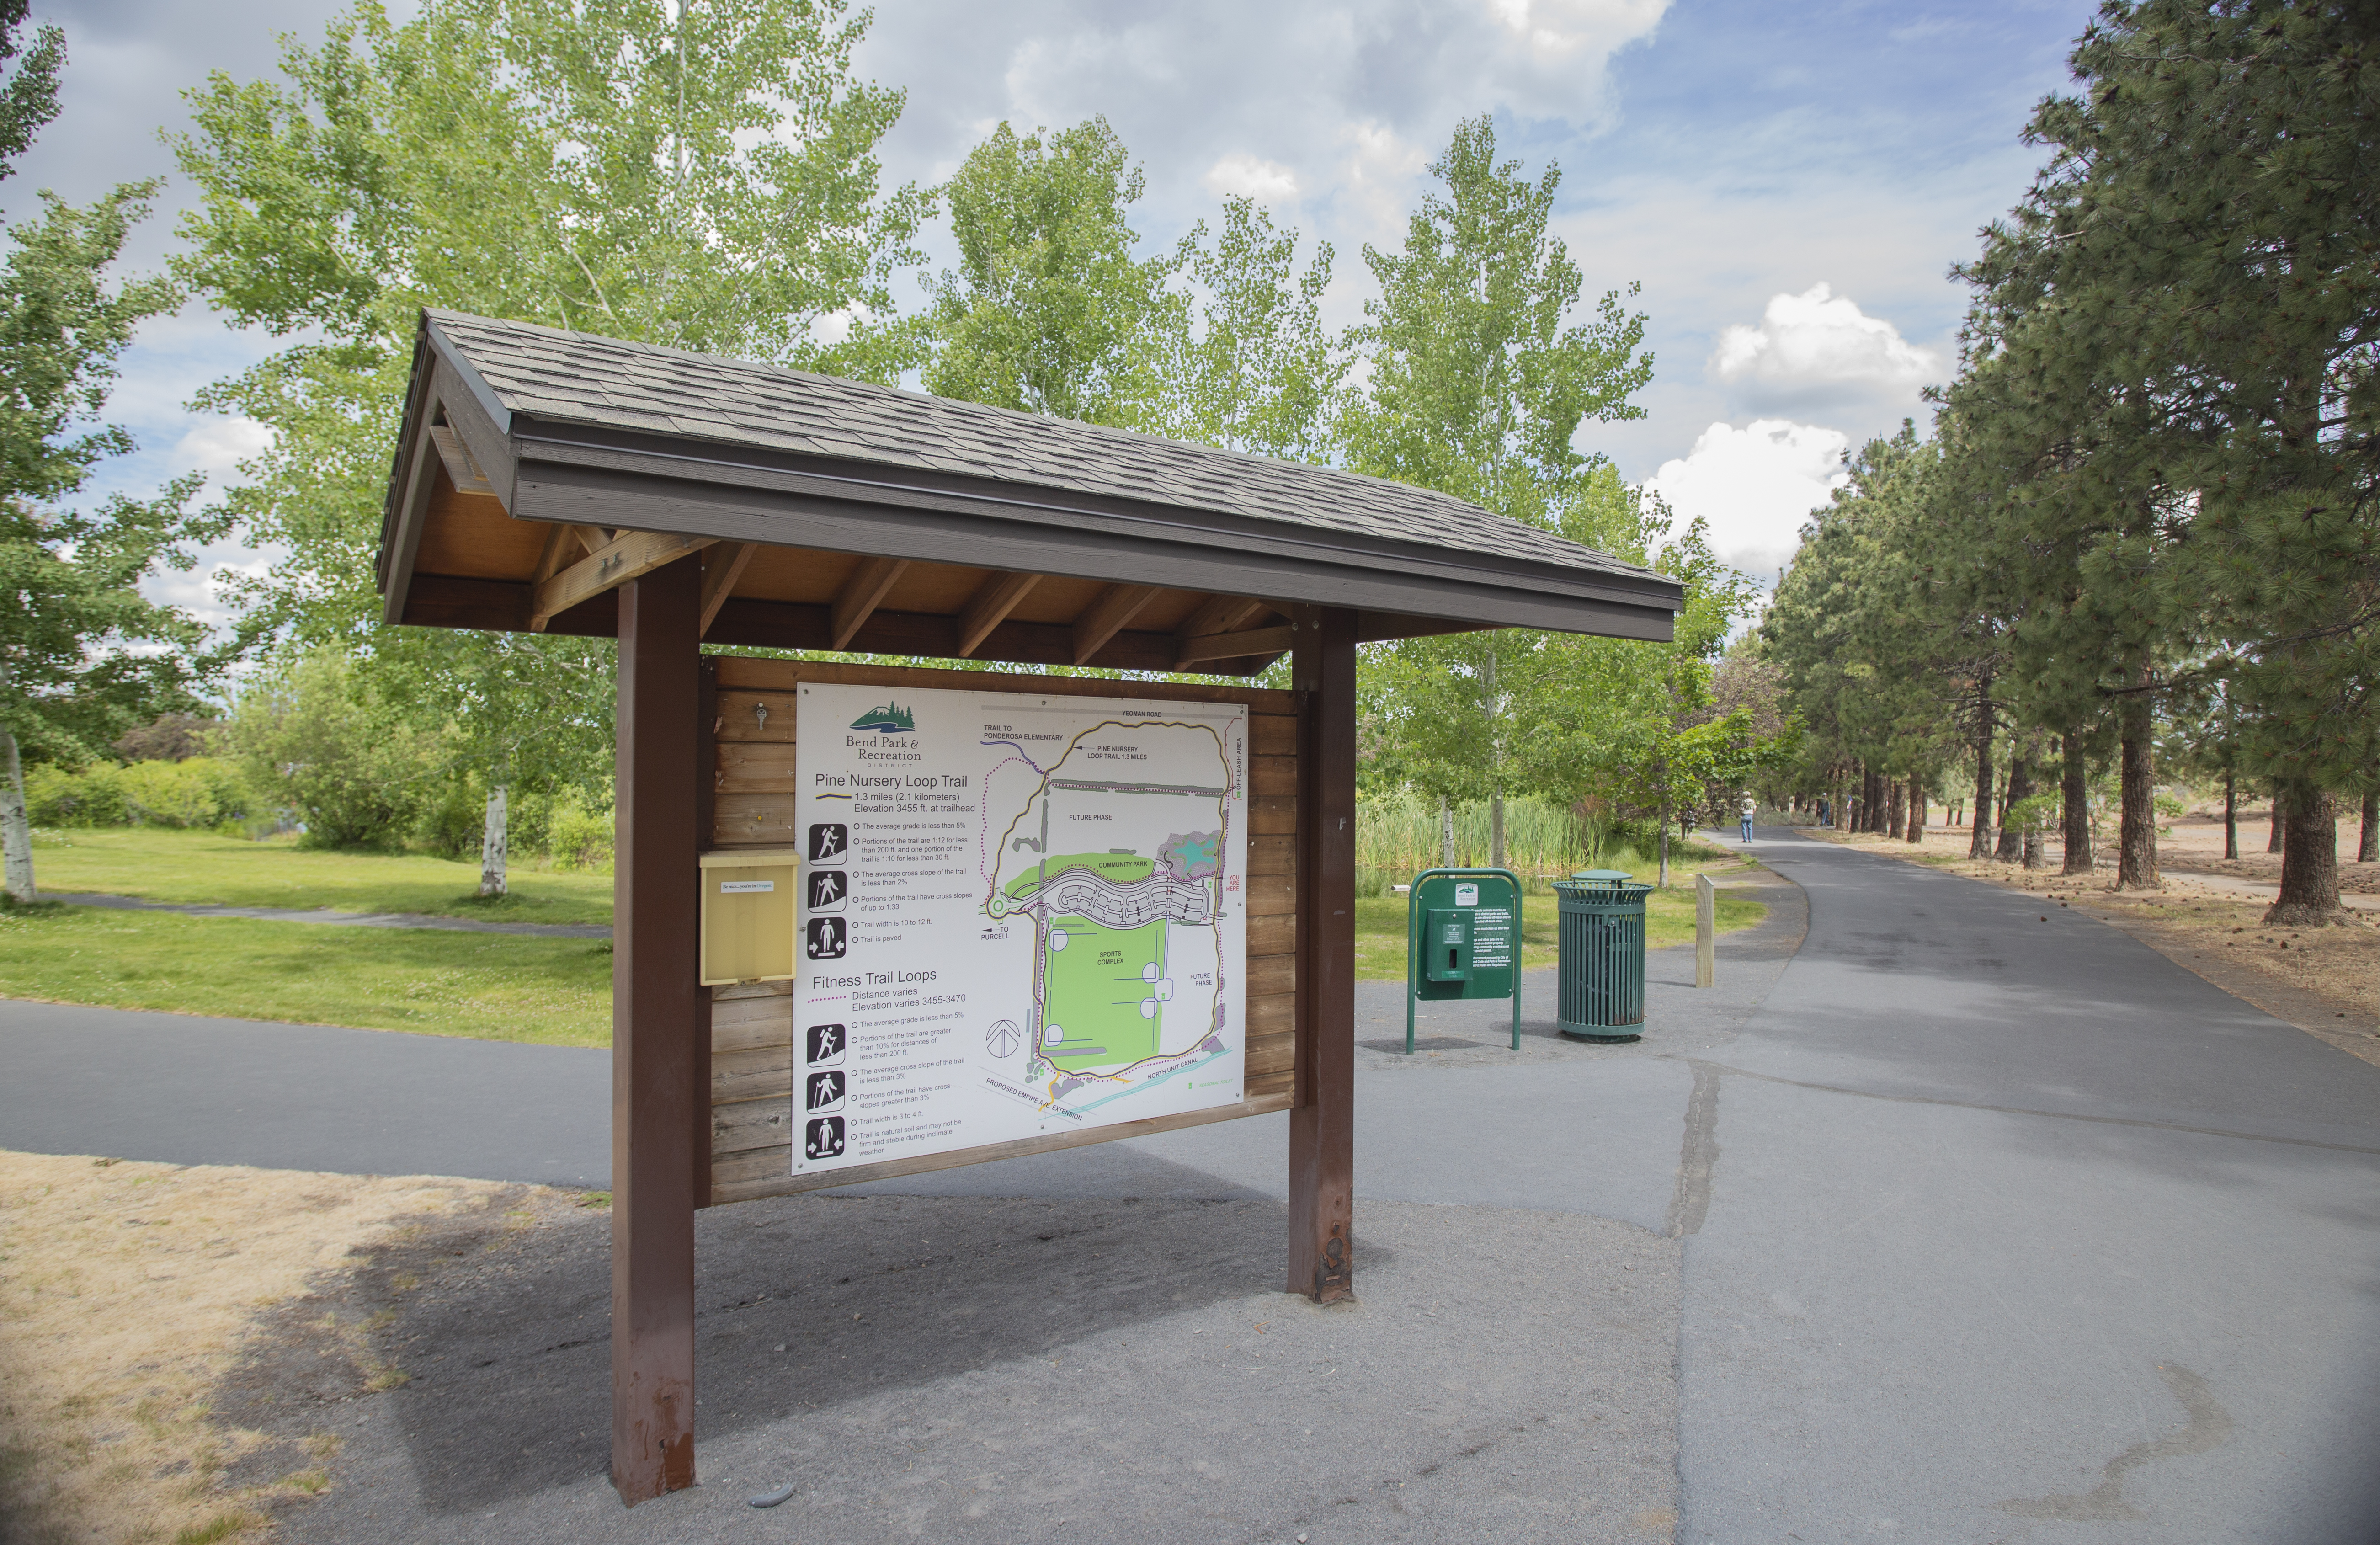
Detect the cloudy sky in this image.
<box><xmin>24</xmin><ymin>0</ymin><xmax>2092</xmax><ymax>618</ymax></box>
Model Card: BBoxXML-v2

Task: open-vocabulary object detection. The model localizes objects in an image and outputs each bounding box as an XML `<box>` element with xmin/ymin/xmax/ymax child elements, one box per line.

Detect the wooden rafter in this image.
<box><xmin>829</xmin><ymin>556</ymin><xmax>909</xmax><ymax>650</ymax></box>
<box><xmin>532</xmin><ymin>529</ymin><xmax>715</xmax><ymax>631</ymax></box>
<box><xmin>427</xmin><ymin>425</ymin><xmax>494</xmax><ymax>495</ymax></box>
<box><xmin>699</xmin><ymin>543</ymin><xmax>759</xmax><ymax>637</ymax></box>
<box><xmin>957</xmin><ymin>571</ymin><xmax>1042</xmax><ymax>657</ymax></box>
<box><xmin>1176</xmin><ymin>623</ymin><xmax>1295</xmax><ymax>667</ymax></box>
<box><xmin>1175</xmin><ymin>593</ymin><xmax>1272</xmax><ymax>643</ymax></box>
<box><xmin>1071</xmin><ymin>582</ymin><xmax>1161</xmax><ymax>666</ymax></box>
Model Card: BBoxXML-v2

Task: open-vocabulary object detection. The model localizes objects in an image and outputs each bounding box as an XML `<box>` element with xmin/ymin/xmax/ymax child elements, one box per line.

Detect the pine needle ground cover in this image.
<box><xmin>27</xmin><ymin>829</ymin><xmax>614</xmax><ymax>926</ymax></box>
<box><xmin>0</xmin><ymin>908</ymin><xmax>612</xmax><ymax>1047</ymax></box>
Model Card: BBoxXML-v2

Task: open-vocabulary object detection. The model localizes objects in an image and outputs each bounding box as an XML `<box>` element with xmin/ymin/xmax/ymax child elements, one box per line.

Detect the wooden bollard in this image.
<box><xmin>1695</xmin><ymin>872</ymin><xmax>1716</xmax><ymax>989</ymax></box>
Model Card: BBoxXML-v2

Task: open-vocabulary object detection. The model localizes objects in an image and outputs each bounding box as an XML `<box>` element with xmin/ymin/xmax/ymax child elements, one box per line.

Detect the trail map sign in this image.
<box><xmin>791</xmin><ymin>682</ymin><xmax>1251</xmax><ymax>1177</ymax></box>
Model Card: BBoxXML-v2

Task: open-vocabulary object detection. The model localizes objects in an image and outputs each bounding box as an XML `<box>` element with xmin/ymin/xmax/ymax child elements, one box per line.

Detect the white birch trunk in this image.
<box><xmin>478</xmin><ymin>784</ymin><xmax>508</xmax><ymax>898</ymax></box>
<box><xmin>1</xmin><ymin>727</ymin><xmax>34</xmax><ymax>903</ymax></box>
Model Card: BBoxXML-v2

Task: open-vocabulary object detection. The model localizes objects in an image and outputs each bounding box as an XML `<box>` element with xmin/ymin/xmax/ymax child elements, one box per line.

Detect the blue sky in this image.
<box><xmin>25</xmin><ymin>0</ymin><xmax>2094</xmax><ymax>623</ymax></box>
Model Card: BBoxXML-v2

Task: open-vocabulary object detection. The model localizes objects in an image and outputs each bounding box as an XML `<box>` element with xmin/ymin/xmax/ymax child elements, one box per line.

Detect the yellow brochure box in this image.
<box><xmin>698</xmin><ymin>848</ymin><xmax>801</xmax><ymax>985</ymax></box>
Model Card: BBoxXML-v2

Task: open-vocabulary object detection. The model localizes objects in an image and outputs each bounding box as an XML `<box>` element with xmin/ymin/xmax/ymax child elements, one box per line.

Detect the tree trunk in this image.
<box><xmin>1885</xmin><ymin>779</ymin><xmax>1905</xmax><ymax>842</ymax></box>
<box><xmin>2262</xmin><ymin>780</ymin><xmax>2339</xmax><ymax>927</ymax></box>
<box><xmin>1996</xmin><ymin>757</ymin><xmax>2030</xmax><ymax>861</ymax></box>
<box><xmin>1439</xmin><ymin>795</ymin><xmax>1454</xmax><ymax>868</ymax></box>
<box><xmin>1490</xmin><ymin>790</ymin><xmax>1505</xmax><ymax>871</ymax></box>
<box><xmin>1969</xmin><ymin>729</ymin><xmax>1996</xmax><ymax>859</ymax></box>
<box><xmin>2361</xmin><ymin>788</ymin><xmax>2377</xmax><ymax>865</ymax></box>
<box><xmin>478</xmin><ymin>784</ymin><xmax>509</xmax><ymax>898</ymax></box>
<box><xmin>0</xmin><ymin>727</ymin><xmax>35</xmax><ymax>903</ymax></box>
<box><xmin>1865</xmin><ymin>766</ymin><xmax>1884</xmax><ymax>833</ymax></box>
<box><xmin>1907</xmin><ymin>786</ymin><xmax>1926</xmax><ymax>843</ymax></box>
<box><xmin>2115</xmin><ymin>700</ymin><xmax>2158</xmax><ymax>890</ymax></box>
<box><xmin>2266</xmin><ymin>783</ymin><xmax>2284</xmax><ymax>852</ymax></box>
<box><xmin>1657</xmin><ymin>814</ymin><xmax>1670</xmax><ymax>889</ymax></box>
<box><xmin>2061</xmin><ymin>740</ymin><xmax>2093</xmax><ymax>876</ymax></box>
<box><xmin>2223</xmin><ymin>770</ymin><xmax>2238</xmax><ymax>861</ymax></box>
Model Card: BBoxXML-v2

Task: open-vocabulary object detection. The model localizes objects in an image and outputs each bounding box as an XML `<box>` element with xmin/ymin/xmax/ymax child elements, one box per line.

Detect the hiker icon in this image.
<box><xmin>807</xmin><ymin>869</ymin><xmax>847</xmax><ymax>912</ymax></box>
<box><xmin>807</xmin><ymin>823</ymin><xmax>847</xmax><ymax>864</ymax></box>
<box><xmin>805</xmin><ymin>1117</ymin><xmax>845</xmax><ymax>1160</ymax></box>
<box><xmin>806</xmin><ymin>916</ymin><xmax>846</xmax><ymax>959</ymax></box>
<box><xmin>806</xmin><ymin>1023</ymin><xmax>847</xmax><ymax>1066</ymax></box>
<box><xmin>805</xmin><ymin>1069</ymin><xmax>846</xmax><ymax>1113</ymax></box>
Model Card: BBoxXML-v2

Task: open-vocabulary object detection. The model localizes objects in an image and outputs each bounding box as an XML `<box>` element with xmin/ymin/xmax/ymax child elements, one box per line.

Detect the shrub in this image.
<box><xmin>229</xmin><ymin>650</ymin><xmax>442</xmax><ymax>849</ymax></box>
<box><xmin>23</xmin><ymin>757</ymin><xmax>259</xmax><ymax>829</ymax></box>
<box><xmin>548</xmin><ymin>796</ymin><xmax>613</xmax><ymax>871</ymax></box>
<box><xmin>24</xmin><ymin>762</ymin><xmax>125</xmax><ymax>826</ymax></box>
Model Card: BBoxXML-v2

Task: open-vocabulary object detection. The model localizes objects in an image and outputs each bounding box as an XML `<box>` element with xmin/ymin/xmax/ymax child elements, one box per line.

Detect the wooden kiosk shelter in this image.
<box><xmin>375</xmin><ymin>309</ymin><xmax>1683</xmax><ymax>1504</ymax></box>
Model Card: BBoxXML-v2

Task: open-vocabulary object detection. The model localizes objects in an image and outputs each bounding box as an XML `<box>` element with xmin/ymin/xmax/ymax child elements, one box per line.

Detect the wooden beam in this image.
<box><xmin>829</xmin><ymin>556</ymin><xmax>909</xmax><ymax>650</ymax></box>
<box><xmin>612</xmin><ymin>559</ymin><xmax>703</xmax><ymax>1505</ymax></box>
<box><xmin>1289</xmin><ymin>607</ymin><xmax>1357</xmax><ymax>1305</ymax></box>
<box><xmin>698</xmin><ymin>543</ymin><xmax>758</xmax><ymax>638</ymax></box>
<box><xmin>427</xmin><ymin>425</ymin><xmax>495</xmax><ymax>495</ymax></box>
<box><xmin>1177</xmin><ymin>623</ymin><xmax>1295</xmax><ymax>668</ymax></box>
<box><xmin>1071</xmin><ymin>582</ymin><xmax>1161</xmax><ymax>666</ymax></box>
<box><xmin>957</xmin><ymin>571</ymin><xmax>1042</xmax><ymax>658</ymax></box>
<box><xmin>572</xmin><ymin>524</ymin><xmax>611</xmax><ymax>557</ymax></box>
<box><xmin>533</xmin><ymin>529</ymin><xmax>715</xmax><ymax>630</ymax></box>
<box><xmin>1173</xmin><ymin>593</ymin><xmax>1268</xmax><ymax>642</ymax></box>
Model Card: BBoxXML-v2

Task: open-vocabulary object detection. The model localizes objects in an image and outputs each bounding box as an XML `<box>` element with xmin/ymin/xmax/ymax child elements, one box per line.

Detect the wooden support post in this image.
<box><xmin>1289</xmin><ymin>607</ymin><xmax>1357</xmax><ymax>1303</ymax></box>
<box><xmin>1695</xmin><ymin>872</ymin><xmax>1716</xmax><ymax>989</ymax></box>
<box><xmin>612</xmin><ymin>559</ymin><xmax>703</xmax><ymax>1505</ymax></box>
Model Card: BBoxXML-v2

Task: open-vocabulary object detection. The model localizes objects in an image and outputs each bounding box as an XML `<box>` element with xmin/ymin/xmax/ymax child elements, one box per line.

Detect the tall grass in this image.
<box><xmin>1355</xmin><ymin>791</ymin><xmax>1656</xmax><ymax>893</ymax></box>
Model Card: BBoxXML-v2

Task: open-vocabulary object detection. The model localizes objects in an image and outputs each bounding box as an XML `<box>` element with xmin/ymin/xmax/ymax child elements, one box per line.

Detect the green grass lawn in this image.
<box><xmin>0</xmin><ymin>905</ymin><xmax>612</xmax><ymax>1046</ymax></box>
<box><xmin>28</xmin><ymin>827</ymin><xmax>613</xmax><ymax>926</ymax></box>
<box><xmin>1352</xmin><ymin>855</ymin><xmax>1769</xmax><ymax>980</ymax></box>
<box><xmin>3</xmin><ymin>830</ymin><xmax>1768</xmax><ymax>1041</ymax></box>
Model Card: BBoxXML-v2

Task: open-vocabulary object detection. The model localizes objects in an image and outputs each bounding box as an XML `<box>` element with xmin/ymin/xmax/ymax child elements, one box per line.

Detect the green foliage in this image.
<box><xmin>1144</xmin><ymin>196</ymin><xmax>1342</xmax><ymax>460</ymax></box>
<box><xmin>923</xmin><ymin>117</ymin><xmax>1177</xmax><ymax>426</ymax></box>
<box><xmin>229</xmin><ymin>648</ymin><xmax>443</xmax><ymax>848</ymax></box>
<box><xmin>1340</xmin><ymin>115</ymin><xmax>1651</xmax><ymax>531</ymax></box>
<box><xmin>23</xmin><ymin>757</ymin><xmax>256</xmax><ymax>830</ymax></box>
<box><xmin>0</xmin><ymin>0</ymin><xmax>63</xmax><ymax>183</ymax></box>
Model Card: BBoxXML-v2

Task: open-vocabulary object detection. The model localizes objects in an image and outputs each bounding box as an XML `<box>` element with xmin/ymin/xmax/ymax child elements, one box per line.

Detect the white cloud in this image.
<box><xmin>1641</xmin><ymin>418</ymin><xmax>1849</xmax><ymax>581</ymax></box>
<box><xmin>1483</xmin><ymin>0</ymin><xmax>1670</xmax><ymax>65</ymax></box>
<box><xmin>1711</xmin><ymin>282</ymin><xmax>1942</xmax><ymax>393</ymax></box>
<box><xmin>169</xmin><ymin>417</ymin><xmax>275</xmax><ymax>482</ymax></box>
<box><xmin>1203</xmin><ymin>153</ymin><xmax>1300</xmax><ymax>205</ymax></box>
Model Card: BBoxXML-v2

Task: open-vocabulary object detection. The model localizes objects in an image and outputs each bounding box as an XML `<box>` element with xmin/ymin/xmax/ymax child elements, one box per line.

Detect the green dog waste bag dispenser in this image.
<box><xmin>1404</xmin><ymin>868</ymin><xmax>1522</xmax><ymax>1053</ymax></box>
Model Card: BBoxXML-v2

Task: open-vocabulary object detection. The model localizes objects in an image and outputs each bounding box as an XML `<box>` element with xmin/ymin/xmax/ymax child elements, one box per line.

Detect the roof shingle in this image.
<box><xmin>426</xmin><ymin>310</ymin><xmax>1665</xmax><ymax>586</ymax></box>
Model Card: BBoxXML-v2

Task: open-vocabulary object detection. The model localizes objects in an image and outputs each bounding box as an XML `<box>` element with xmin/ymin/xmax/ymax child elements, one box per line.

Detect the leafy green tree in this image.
<box><xmin>175</xmin><ymin>0</ymin><xmax>927</xmax><ymax>857</ymax></box>
<box><xmin>924</xmin><ymin>118</ymin><xmax>1180</xmax><ymax>426</ymax></box>
<box><xmin>1341</xmin><ymin>116</ymin><xmax>1655</xmax><ymax>865</ymax></box>
<box><xmin>1145</xmin><ymin>196</ymin><xmax>1342</xmax><ymax>461</ymax></box>
<box><xmin>0</xmin><ymin>15</ymin><xmax>230</xmax><ymax>900</ymax></box>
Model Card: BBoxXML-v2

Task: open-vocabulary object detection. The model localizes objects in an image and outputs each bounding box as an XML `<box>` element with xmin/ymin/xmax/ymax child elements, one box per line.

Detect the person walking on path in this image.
<box><xmin>1740</xmin><ymin>792</ymin><xmax>1757</xmax><ymax>843</ymax></box>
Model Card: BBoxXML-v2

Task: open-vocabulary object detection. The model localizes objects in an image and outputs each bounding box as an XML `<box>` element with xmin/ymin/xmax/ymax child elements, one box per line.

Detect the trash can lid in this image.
<box><xmin>1570</xmin><ymin>868</ymin><xmax>1633</xmax><ymax>883</ymax></box>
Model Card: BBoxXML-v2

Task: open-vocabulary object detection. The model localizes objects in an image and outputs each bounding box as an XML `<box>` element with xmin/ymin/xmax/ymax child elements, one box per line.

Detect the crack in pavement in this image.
<box><xmin>1665</xmin><ymin>1061</ymin><xmax>1723</xmax><ymax>1238</ymax></box>
<box><xmin>1996</xmin><ymin>1363</ymin><xmax>2234</xmax><ymax>1521</ymax></box>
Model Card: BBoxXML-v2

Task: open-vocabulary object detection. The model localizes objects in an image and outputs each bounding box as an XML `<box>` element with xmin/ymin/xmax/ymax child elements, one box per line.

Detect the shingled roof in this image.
<box><xmin>378</xmin><ymin>309</ymin><xmax>1683</xmax><ymax>661</ymax></box>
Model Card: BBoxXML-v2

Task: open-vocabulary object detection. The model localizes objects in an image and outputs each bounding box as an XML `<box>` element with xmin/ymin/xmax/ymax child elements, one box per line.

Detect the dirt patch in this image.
<box><xmin>2156</xmin><ymin>810</ymin><xmax>2378</xmax><ymax>893</ymax></box>
<box><xmin>0</xmin><ymin>1151</ymin><xmax>535</xmax><ymax>1544</ymax></box>
<box><xmin>1805</xmin><ymin>829</ymin><xmax>2380</xmax><ymax>1067</ymax></box>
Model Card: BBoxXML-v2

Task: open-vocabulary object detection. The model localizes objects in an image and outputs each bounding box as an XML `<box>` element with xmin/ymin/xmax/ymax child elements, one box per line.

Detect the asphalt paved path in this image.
<box><xmin>6</xmin><ymin>838</ymin><xmax>2379</xmax><ymax>1542</ymax></box>
<box><xmin>1693</xmin><ymin>832</ymin><xmax>2380</xmax><ymax>1543</ymax></box>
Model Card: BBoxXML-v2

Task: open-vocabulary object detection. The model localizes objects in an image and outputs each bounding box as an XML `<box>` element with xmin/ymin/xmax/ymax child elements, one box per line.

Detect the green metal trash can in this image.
<box><xmin>1554</xmin><ymin>869</ymin><xmax>1651</xmax><ymax>1039</ymax></box>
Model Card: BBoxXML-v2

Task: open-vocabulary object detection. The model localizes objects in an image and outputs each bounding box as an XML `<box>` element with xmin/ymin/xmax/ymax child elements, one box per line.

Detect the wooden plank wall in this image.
<box><xmin>703</xmin><ymin>655</ymin><xmax>1299</xmax><ymax>1207</ymax></box>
